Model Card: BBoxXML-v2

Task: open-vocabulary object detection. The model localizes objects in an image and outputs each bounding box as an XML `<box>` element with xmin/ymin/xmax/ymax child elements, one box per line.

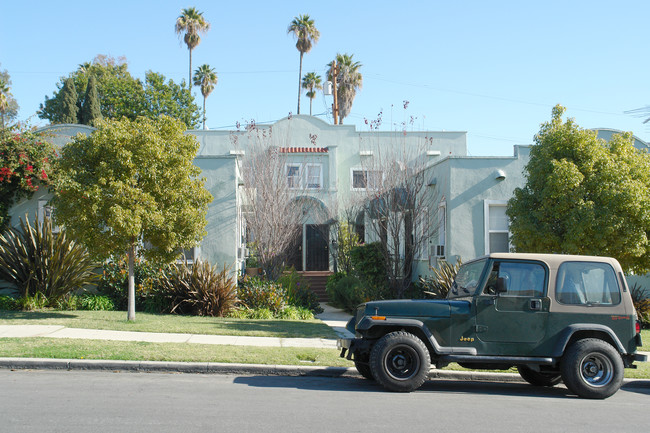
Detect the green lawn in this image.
<box><xmin>0</xmin><ymin>337</ymin><xmax>349</xmax><ymax>367</ymax></box>
<box><xmin>0</xmin><ymin>310</ymin><xmax>338</xmax><ymax>339</ymax></box>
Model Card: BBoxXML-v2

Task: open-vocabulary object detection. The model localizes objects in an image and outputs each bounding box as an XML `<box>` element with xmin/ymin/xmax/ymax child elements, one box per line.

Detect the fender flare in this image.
<box><xmin>552</xmin><ymin>324</ymin><xmax>626</xmax><ymax>357</ymax></box>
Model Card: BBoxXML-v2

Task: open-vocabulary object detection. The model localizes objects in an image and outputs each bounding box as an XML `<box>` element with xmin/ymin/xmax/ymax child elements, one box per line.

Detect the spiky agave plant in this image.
<box><xmin>419</xmin><ymin>259</ymin><xmax>463</xmax><ymax>299</ymax></box>
<box><xmin>0</xmin><ymin>215</ymin><xmax>98</xmax><ymax>304</ymax></box>
<box><xmin>158</xmin><ymin>260</ymin><xmax>237</xmax><ymax>317</ymax></box>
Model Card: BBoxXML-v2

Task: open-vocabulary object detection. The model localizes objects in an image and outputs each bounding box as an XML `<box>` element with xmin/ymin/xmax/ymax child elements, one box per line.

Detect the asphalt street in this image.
<box><xmin>1</xmin><ymin>369</ymin><xmax>648</xmax><ymax>433</ymax></box>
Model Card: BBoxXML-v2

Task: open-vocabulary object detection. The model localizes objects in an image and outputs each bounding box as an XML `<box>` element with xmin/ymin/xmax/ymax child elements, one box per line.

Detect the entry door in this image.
<box><xmin>475</xmin><ymin>260</ymin><xmax>549</xmax><ymax>345</ymax></box>
<box><xmin>306</xmin><ymin>225</ymin><xmax>329</xmax><ymax>271</ymax></box>
<box><xmin>286</xmin><ymin>228</ymin><xmax>303</xmax><ymax>271</ymax></box>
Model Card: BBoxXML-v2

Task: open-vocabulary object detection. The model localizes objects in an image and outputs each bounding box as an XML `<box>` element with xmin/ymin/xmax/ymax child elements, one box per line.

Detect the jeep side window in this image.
<box><xmin>555</xmin><ymin>262</ymin><xmax>621</xmax><ymax>305</ymax></box>
<box><xmin>483</xmin><ymin>261</ymin><xmax>546</xmax><ymax>297</ymax></box>
<box><xmin>449</xmin><ymin>259</ymin><xmax>487</xmax><ymax>299</ymax></box>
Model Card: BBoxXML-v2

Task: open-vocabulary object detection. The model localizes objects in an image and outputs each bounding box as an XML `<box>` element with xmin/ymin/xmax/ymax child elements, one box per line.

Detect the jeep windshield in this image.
<box><xmin>448</xmin><ymin>258</ymin><xmax>487</xmax><ymax>299</ymax></box>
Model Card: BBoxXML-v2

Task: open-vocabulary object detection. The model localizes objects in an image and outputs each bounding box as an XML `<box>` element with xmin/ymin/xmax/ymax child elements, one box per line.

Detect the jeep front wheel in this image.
<box><xmin>369</xmin><ymin>331</ymin><xmax>430</xmax><ymax>392</ymax></box>
<box><xmin>354</xmin><ymin>354</ymin><xmax>374</xmax><ymax>380</ymax></box>
<box><xmin>561</xmin><ymin>338</ymin><xmax>624</xmax><ymax>399</ymax></box>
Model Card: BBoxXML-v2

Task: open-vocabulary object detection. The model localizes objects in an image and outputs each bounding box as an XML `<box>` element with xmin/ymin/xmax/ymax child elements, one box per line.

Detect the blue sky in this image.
<box><xmin>1</xmin><ymin>0</ymin><xmax>648</xmax><ymax>155</ymax></box>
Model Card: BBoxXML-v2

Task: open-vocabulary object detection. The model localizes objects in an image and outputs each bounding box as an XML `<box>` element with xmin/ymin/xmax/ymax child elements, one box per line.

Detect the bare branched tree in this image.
<box><xmin>235</xmin><ymin>122</ymin><xmax>329</xmax><ymax>279</ymax></box>
<box><xmin>352</xmin><ymin>116</ymin><xmax>441</xmax><ymax>297</ymax></box>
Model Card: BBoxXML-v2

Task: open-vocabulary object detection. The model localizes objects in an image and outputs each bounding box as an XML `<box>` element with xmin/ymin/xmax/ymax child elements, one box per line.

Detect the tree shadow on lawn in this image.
<box><xmin>0</xmin><ymin>311</ymin><xmax>77</xmax><ymax>320</ymax></box>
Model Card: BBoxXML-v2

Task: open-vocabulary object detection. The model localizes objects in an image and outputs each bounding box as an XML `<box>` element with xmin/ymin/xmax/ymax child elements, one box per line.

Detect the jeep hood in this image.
<box><xmin>360</xmin><ymin>299</ymin><xmax>454</xmax><ymax>318</ymax></box>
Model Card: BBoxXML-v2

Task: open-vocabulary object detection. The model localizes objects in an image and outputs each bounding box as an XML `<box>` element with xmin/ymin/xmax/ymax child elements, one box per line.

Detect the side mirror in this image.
<box><xmin>496</xmin><ymin>277</ymin><xmax>508</xmax><ymax>294</ymax></box>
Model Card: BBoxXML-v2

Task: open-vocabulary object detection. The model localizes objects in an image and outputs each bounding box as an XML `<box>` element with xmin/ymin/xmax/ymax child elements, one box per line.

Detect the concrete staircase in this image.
<box><xmin>299</xmin><ymin>271</ymin><xmax>333</xmax><ymax>303</ymax></box>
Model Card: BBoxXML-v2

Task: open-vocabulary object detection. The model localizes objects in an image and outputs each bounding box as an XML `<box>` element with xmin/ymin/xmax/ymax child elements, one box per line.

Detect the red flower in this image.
<box><xmin>26</xmin><ymin>165</ymin><xmax>34</xmax><ymax>173</ymax></box>
<box><xmin>41</xmin><ymin>169</ymin><xmax>48</xmax><ymax>179</ymax></box>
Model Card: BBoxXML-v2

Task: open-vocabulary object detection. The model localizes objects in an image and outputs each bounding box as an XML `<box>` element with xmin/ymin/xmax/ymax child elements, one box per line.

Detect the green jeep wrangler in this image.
<box><xmin>338</xmin><ymin>253</ymin><xmax>647</xmax><ymax>399</ymax></box>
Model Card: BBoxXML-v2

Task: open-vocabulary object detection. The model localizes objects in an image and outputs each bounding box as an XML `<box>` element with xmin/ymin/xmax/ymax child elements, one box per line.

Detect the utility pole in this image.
<box><xmin>331</xmin><ymin>61</ymin><xmax>340</xmax><ymax>125</ymax></box>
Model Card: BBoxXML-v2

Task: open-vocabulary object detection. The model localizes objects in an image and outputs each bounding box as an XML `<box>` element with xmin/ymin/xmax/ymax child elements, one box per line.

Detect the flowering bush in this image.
<box><xmin>237</xmin><ymin>276</ymin><xmax>286</xmax><ymax>315</ymax></box>
<box><xmin>0</xmin><ymin>124</ymin><xmax>55</xmax><ymax>231</ymax></box>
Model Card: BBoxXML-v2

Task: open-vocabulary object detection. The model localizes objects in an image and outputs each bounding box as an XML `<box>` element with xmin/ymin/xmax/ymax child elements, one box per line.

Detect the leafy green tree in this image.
<box><xmin>507</xmin><ymin>105</ymin><xmax>650</xmax><ymax>273</ymax></box>
<box><xmin>0</xmin><ymin>64</ymin><xmax>19</xmax><ymax>127</ymax></box>
<box><xmin>39</xmin><ymin>56</ymin><xmax>200</xmax><ymax>128</ymax></box>
<box><xmin>54</xmin><ymin>116</ymin><xmax>213</xmax><ymax>320</ymax></box>
<box><xmin>0</xmin><ymin>125</ymin><xmax>55</xmax><ymax>232</ymax></box>
<box><xmin>175</xmin><ymin>7</ymin><xmax>210</xmax><ymax>86</ymax></box>
<box><xmin>288</xmin><ymin>14</ymin><xmax>320</xmax><ymax>115</ymax></box>
<box><xmin>81</xmin><ymin>75</ymin><xmax>102</xmax><ymax>125</ymax></box>
<box><xmin>60</xmin><ymin>78</ymin><xmax>79</xmax><ymax>124</ymax></box>
<box><xmin>193</xmin><ymin>64</ymin><xmax>218</xmax><ymax>130</ymax></box>
<box><xmin>328</xmin><ymin>53</ymin><xmax>362</xmax><ymax>123</ymax></box>
<box><xmin>301</xmin><ymin>72</ymin><xmax>322</xmax><ymax>116</ymax></box>
<box><xmin>143</xmin><ymin>71</ymin><xmax>201</xmax><ymax>128</ymax></box>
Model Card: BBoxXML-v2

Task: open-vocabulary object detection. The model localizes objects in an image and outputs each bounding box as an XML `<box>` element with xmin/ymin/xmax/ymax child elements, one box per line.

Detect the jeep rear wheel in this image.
<box><xmin>561</xmin><ymin>338</ymin><xmax>624</xmax><ymax>399</ymax></box>
<box><xmin>517</xmin><ymin>366</ymin><xmax>562</xmax><ymax>387</ymax></box>
<box><xmin>369</xmin><ymin>331</ymin><xmax>430</xmax><ymax>392</ymax></box>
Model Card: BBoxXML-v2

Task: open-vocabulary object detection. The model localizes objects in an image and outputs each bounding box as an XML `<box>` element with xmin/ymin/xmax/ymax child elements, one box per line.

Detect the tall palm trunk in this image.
<box><xmin>202</xmin><ymin>95</ymin><xmax>206</xmax><ymax>129</ymax></box>
<box><xmin>297</xmin><ymin>52</ymin><xmax>303</xmax><ymax>115</ymax></box>
<box><xmin>189</xmin><ymin>48</ymin><xmax>193</xmax><ymax>88</ymax></box>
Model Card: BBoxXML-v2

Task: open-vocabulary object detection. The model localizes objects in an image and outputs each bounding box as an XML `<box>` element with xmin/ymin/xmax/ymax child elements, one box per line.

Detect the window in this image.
<box><xmin>305</xmin><ymin>164</ymin><xmax>322</xmax><ymax>189</ymax></box>
<box><xmin>556</xmin><ymin>262</ymin><xmax>621</xmax><ymax>305</ymax></box>
<box><xmin>449</xmin><ymin>258</ymin><xmax>487</xmax><ymax>299</ymax></box>
<box><xmin>484</xmin><ymin>261</ymin><xmax>546</xmax><ymax>297</ymax></box>
<box><xmin>484</xmin><ymin>200</ymin><xmax>509</xmax><ymax>254</ymax></box>
<box><xmin>286</xmin><ymin>164</ymin><xmax>302</xmax><ymax>189</ymax></box>
<box><xmin>415</xmin><ymin>207</ymin><xmax>429</xmax><ymax>260</ymax></box>
<box><xmin>285</xmin><ymin>163</ymin><xmax>323</xmax><ymax>190</ymax></box>
<box><xmin>351</xmin><ymin>169</ymin><xmax>382</xmax><ymax>191</ymax></box>
<box><xmin>433</xmin><ymin>201</ymin><xmax>446</xmax><ymax>258</ymax></box>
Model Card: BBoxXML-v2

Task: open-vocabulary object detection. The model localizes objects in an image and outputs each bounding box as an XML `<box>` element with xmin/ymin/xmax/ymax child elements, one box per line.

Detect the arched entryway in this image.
<box><xmin>285</xmin><ymin>196</ymin><xmax>332</xmax><ymax>272</ymax></box>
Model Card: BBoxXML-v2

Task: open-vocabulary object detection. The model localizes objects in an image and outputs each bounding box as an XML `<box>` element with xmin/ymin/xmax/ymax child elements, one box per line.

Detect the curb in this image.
<box><xmin>1</xmin><ymin>358</ymin><xmax>648</xmax><ymax>388</ymax></box>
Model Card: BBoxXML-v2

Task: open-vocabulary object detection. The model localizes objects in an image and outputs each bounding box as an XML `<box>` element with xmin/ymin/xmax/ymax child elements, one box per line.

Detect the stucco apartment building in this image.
<box><xmin>8</xmin><ymin>116</ymin><xmax>649</xmax><ymax>284</ymax></box>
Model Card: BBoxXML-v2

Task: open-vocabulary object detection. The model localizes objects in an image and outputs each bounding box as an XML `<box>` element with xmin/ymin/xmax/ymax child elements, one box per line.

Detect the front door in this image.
<box><xmin>475</xmin><ymin>260</ymin><xmax>549</xmax><ymax>345</ymax></box>
<box><xmin>306</xmin><ymin>224</ymin><xmax>329</xmax><ymax>271</ymax></box>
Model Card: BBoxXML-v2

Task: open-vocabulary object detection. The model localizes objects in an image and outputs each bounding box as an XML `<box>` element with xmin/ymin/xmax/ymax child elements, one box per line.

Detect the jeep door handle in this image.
<box><xmin>529</xmin><ymin>299</ymin><xmax>542</xmax><ymax>311</ymax></box>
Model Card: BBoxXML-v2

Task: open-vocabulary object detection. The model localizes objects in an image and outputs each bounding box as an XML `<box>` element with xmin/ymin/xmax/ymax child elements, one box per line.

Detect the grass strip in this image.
<box><xmin>0</xmin><ymin>338</ymin><xmax>349</xmax><ymax>367</ymax></box>
<box><xmin>0</xmin><ymin>310</ymin><xmax>338</xmax><ymax>339</ymax></box>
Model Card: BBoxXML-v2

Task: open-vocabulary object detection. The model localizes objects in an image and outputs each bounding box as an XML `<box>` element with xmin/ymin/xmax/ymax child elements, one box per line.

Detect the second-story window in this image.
<box><xmin>306</xmin><ymin>164</ymin><xmax>322</xmax><ymax>189</ymax></box>
<box><xmin>286</xmin><ymin>164</ymin><xmax>302</xmax><ymax>189</ymax></box>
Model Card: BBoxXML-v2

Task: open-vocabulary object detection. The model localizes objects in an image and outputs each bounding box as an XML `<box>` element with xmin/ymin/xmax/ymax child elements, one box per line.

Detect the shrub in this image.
<box><xmin>631</xmin><ymin>283</ymin><xmax>650</xmax><ymax>328</ymax></box>
<box><xmin>418</xmin><ymin>259</ymin><xmax>463</xmax><ymax>299</ymax></box>
<box><xmin>16</xmin><ymin>293</ymin><xmax>48</xmax><ymax>310</ymax></box>
<box><xmin>79</xmin><ymin>294</ymin><xmax>115</xmax><ymax>311</ymax></box>
<box><xmin>97</xmin><ymin>256</ymin><xmax>164</xmax><ymax>310</ymax></box>
<box><xmin>277</xmin><ymin>305</ymin><xmax>314</xmax><ymax>320</ymax></box>
<box><xmin>0</xmin><ymin>216</ymin><xmax>98</xmax><ymax>305</ymax></box>
<box><xmin>155</xmin><ymin>261</ymin><xmax>237</xmax><ymax>317</ymax></box>
<box><xmin>237</xmin><ymin>276</ymin><xmax>286</xmax><ymax>315</ymax></box>
<box><xmin>278</xmin><ymin>268</ymin><xmax>322</xmax><ymax>314</ymax></box>
<box><xmin>327</xmin><ymin>275</ymin><xmax>367</xmax><ymax>313</ymax></box>
<box><xmin>0</xmin><ymin>295</ymin><xmax>18</xmax><ymax>310</ymax></box>
<box><xmin>350</xmin><ymin>242</ymin><xmax>386</xmax><ymax>288</ymax></box>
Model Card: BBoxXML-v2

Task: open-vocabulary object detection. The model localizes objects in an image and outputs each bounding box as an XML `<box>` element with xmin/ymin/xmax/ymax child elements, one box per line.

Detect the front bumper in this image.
<box><xmin>634</xmin><ymin>352</ymin><xmax>648</xmax><ymax>362</ymax></box>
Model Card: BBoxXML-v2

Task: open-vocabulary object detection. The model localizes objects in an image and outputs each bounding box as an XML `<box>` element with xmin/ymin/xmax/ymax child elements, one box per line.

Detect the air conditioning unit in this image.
<box><xmin>237</xmin><ymin>247</ymin><xmax>249</xmax><ymax>260</ymax></box>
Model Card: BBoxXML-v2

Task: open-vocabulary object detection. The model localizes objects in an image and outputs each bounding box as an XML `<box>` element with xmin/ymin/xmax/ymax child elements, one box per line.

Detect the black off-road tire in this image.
<box><xmin>517</xmin><ymin>365</ymin><xmax>562</xmax><ymax>387</ymax></box>
<box><xmin>354</xmin><ymin>359</ymin><xmax>374</xmax><ymax>380</ymax></box>
<box><xmin>561</xmin><ymin>338</ymin><xmax>624</xmax><ymax>399</ymax></box>
<box><xmin>369</xmin><ymin>331</ymin><xmax>430</xmax><ymax>392</ymax></box>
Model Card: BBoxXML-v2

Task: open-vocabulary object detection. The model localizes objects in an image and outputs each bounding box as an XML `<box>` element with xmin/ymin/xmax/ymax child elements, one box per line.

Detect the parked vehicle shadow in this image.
<box><xmin>234</xmin><ymin>375</ymin><xmax>576</xmax><ymax>399</ymax></box>
<box><xmin>621</xmin><ymin>381</ymin><xmax>650</xmax><ymax>396</ymax></box>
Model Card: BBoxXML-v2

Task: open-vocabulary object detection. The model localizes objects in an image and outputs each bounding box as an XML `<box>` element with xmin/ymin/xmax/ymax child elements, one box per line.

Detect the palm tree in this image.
<box><xmin>287</xmin><ymin>14</ymin><xmax>320</xmax><ymax>115</ymax></box>
<box><xmin>0</xmin><ymin>80</ymin><xmax>8</xmax><ymax>128</ymax></box>
<box><xmin>175</xmin><ymin>7</ymin><xmax>210</xmax><ymax>86</ymax></box>
<box><xmin>301</xmin><ymin>72</ymin><xmax>322</xmax><ymax>116</ymax></box>
<box><xmin>328</xmin><ymin>53</ymin><xmax>362</xmax><ymax>124</ymax></box>
<box><xmin>193</xmin><ymin>64</ymin><xmax>218</xmax><ymax>129</ymax></box>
